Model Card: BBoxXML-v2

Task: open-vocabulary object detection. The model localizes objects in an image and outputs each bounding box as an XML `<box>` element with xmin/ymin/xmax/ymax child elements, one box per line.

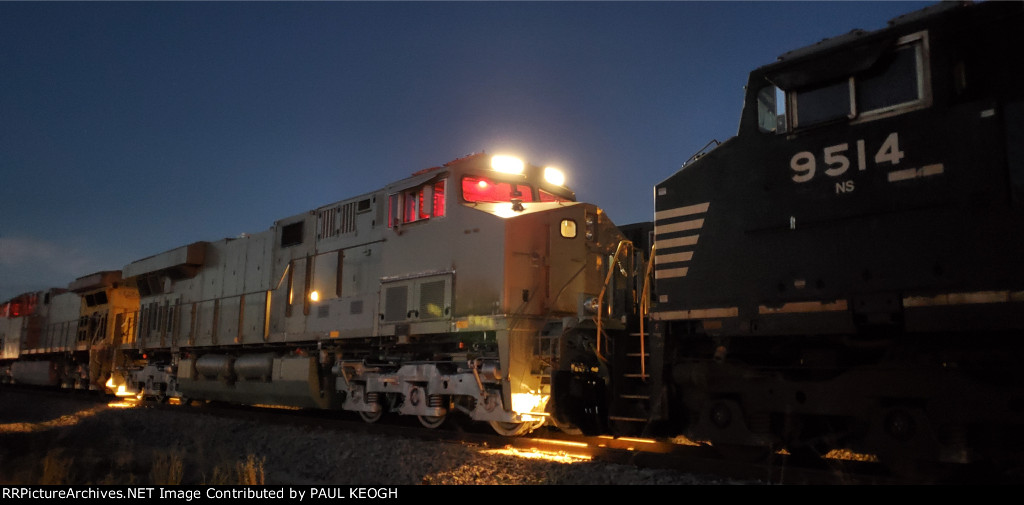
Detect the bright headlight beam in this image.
<box><xmin>491</xmin><ymin>155</ymin><xmax>524</xmax><ymax>174</ymax></box>
<box><xmin>544</xmin><ymin>166</ymin><xmax>565</xmax><ymax>186</ymax></box>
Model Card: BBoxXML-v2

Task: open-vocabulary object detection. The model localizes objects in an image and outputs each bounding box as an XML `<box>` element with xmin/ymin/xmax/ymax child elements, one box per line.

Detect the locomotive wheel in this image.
<box><xmin>145</xmin><ymin>378</ymin><xmax>167</xmax><ymax>403</ymax></box>
<box><xmin>548</xmin><ymin>414</ymin><xmax>583</xmax><ymax>436</ymax></box>
<box><xmin>359</xmin><ymin>410</ymin><xmax>383</xmax><ymax>424</ymax></box>
<box><xmin>489</xmin><ymin>421</ymin><xmax>532</xmax><ymax>437</ymax></box>
<box><xmin>418</xmin><ymin>414</ymin><xmax>446</xmax><ymax>429</ymax></box>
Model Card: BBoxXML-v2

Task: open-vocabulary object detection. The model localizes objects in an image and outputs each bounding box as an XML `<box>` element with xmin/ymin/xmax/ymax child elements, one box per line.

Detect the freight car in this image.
<box><xmin>618</xmin><ymin>0</ymin><xmax>1024</xmax><ymax>472</ymax></box>
<box><xmin>3</xmin><ymin>152</ymin><xmax>635</xmax><ymax>437</ymax></box>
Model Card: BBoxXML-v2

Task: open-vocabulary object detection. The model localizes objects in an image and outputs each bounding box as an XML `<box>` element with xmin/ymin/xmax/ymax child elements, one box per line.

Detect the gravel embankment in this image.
<box><xmin>0</xmin><ymin>389</ymin><xmax>751</xmax><ymax>485</ymax></box>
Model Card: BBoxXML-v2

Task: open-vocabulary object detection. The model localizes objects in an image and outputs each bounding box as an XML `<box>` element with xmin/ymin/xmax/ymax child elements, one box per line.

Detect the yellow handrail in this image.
<box><xmin>596</xmin><ymin>240</ymin><xmax>632</xmax><ymax>361</ymax></box>
<box><xmin>637</xmin><ymin>243</ymin><xmax>656</xmax><ymax>381</ymax></box>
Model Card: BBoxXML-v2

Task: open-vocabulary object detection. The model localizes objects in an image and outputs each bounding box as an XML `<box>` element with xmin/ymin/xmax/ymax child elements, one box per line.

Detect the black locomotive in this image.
<box><xmin>612</xmin><ymin>0</ymin><xmax>1024</xmax><ymax>472</ymax></box>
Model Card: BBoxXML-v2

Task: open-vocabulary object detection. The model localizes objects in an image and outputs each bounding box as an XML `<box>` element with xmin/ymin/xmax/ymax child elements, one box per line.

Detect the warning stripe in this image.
<box><xmin>887</xmin><ymin>163</ymin><xmax>944</xmax><ymax>182</ymax></box>
<box><xmin>655</xmin><ymin>202</ymin><xmax>710</xmax><ymax>221</ymax></box>
<box><xmin>653</xmin><ymin>201</ymin><xmax>710</xmax><ymax>280</ymax></box>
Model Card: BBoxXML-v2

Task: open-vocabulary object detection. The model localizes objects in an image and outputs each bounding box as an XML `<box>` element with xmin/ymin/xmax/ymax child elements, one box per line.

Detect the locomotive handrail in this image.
<box><xmin>637</xmin><ymin>243</ymin><xmax>657</xmax><ymax>381</ymax></box>
<box><xmin>596</xmin><ymin>240</ymin><xmax>633</xmax><ymax>361</ymax></box>
<box><xmin>682</xmin><ymin>139</ymin><xmax>720</xmax><ymax>167</ymax></box>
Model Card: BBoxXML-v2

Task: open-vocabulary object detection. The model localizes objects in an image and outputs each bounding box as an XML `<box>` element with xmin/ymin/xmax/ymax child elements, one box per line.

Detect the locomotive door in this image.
<box><xmin>379</xmin><ymin>273</ymin><xmax>453</xmax><ymax>339</ymax></box>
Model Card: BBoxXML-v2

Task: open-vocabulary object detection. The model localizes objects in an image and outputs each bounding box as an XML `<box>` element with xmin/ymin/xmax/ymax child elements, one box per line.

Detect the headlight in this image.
<box><xmin>491</xmin><ymin>155</ymin><xmax>524</xmax><ymax>174</ymax></box>
<box><xmin>543</xmin><ymin>166</ymin><xmax>565</xmax><ymax>186</ymax></box>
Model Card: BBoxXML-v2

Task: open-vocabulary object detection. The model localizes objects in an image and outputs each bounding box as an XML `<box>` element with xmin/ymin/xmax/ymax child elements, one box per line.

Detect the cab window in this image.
<box><xmin>461</xmin><ymin>176</ymin><xmax>535</xmax><ymax>203</ymax></box>
<box><xmin>856</xmin><ymin>42</ymin><xmax>922</xmax><ymax>114</ymax></box>
<box><xmin>794</xmin><ymin>79</ymin><xmax>852</xmax><ymax>128</ymax></box>
<box><xmin>761</xmin><ymin>32</ymin><xmax>929</xmax><ymax>132</ymax></box>
<box><xmin>757</xmin><ymin>84</ymin><xmax>788</xmax><ymax>134</ymax></box>
<box><xmin>388</xmin><ymin>179</ymin><xmax>446</xmax><ymax>227</ymax></box>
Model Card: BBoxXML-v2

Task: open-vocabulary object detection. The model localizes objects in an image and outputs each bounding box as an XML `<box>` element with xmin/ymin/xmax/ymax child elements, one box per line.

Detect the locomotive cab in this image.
<box><xmin>370</xmin><ymin>153</ymin><xmax>633</xmax><ymax>434</ymax></box>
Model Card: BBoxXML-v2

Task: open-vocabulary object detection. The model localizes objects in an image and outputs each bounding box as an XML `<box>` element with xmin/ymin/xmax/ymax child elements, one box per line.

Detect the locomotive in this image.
<box><xmin>2</xmin><ymin>152</ymin><xmax>633</xmax><ymax>437</ymax></box>
<box><xmin>1</xmin><ymin>0</ymin><xmax>1022</xmax><ymax>475</ymax></box>
<box><xmin>633</xmin><ymin>0</ymin><xmax>1024</xmax><ymax>470</ymax></box>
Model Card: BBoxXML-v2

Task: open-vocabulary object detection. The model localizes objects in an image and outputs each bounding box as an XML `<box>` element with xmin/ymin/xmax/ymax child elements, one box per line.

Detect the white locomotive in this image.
<box><xmin>2</xmin><ymin>152</ymin><xmax>634</xmax><ymax>437</ymax></box>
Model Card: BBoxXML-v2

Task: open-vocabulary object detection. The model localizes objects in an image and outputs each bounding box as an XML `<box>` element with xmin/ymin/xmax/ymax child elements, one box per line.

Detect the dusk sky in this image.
<box><xmin>1</xmin><ymin>1</ymin><xmax>928</xmax><ymax>301</ymax></box>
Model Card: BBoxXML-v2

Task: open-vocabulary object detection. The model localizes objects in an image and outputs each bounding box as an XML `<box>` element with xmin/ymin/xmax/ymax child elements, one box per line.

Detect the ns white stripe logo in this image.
<box><xmin>654</xmin><ymin>201</ymin><xmax>710</xmax><ymax>280</ymax></box>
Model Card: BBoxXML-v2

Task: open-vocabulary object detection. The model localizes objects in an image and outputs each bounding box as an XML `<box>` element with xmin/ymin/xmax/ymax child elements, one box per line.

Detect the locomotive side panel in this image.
<box><xmin>239</xmin><ymin>232</ymin><xmax>274</xmax><ymax>343</ymax></box>
<box><xmin>123</xmin><ymin>243</ymin><xmax>203</xmax><ymax>349</ymax></box>
<box><xmin>305</xmin><ymin>192</ymin><xmax>385</xmax><ymax>339</ymax></box>
<box><xmin>165</xmin><ymin>232</ymin><xmax>277</xmax><ymax>347</ymax></box>
<box><xmin>0</xmin><ymin>316</ymin><xmax>21</xmax><ymax>361</ymax></box>
<box><xmin>654</xmin><ymin>1</ymin><xmax>1024</xmax><ymax>334</ymax></box>
<box><xmin>193</xmin><ymin>249</ymin><xmax>220</xmax><ymax>347</ymax></box>
<box><xmin>40</xmin><ymin>291</ymin><xmax>80</xmax><ymax>353</ymax></box>
<box><xmin>214</xmin><ymin>237</ymin><xmax>245</xmax><ymax>345</ymax></box>
<box><xmin>10</xmin><ymin>291</ymin><xmax>76</xmax><ymax>386</ymax></box>
<box><xmin>446</xmin><ymin>211</ymin><xmax>505</xmax><ymax>319</ymax></box>
<box><xmin>377</xmin><ymin>174</ymin><xmax>459</xmax><ymax>337</ymax></box>
<box><xmin>269</xmin><ymin>212</ymin><xmax>317</xmax><ymax>340</ymax></box>
<box><xmin>503</xmin><ymin>210</ymin><xmax>552</xmax><ymax>318</ymax></box>
<box><xmin>310</xmin><ymin>242</ymin><xmax>381</xmax><ymax>338</ymax></box>
<box><xmin>72</xmin><ymin>274</ymin><xmax>138</xmax><ymax>389</ymax></box>
<box><xmin>1</xmin><ymin>298</ymin><xmax>32</xmax><ymax>383</ymax></box>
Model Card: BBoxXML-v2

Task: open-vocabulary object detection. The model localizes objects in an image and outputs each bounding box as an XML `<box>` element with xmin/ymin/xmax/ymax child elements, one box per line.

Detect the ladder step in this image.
<box><xmin>608</xmin><ymin>416</ymin><xmax>648</xmax><ymax>422</ymax></box>
<box><xmin>619</xmin><ymin>394</ymin><xmax>650</xmax><ymax>400</ymax></box>
<box><xmin>623</xmin><ymin>373</ymin><xmax>649</xmax><ymax>379</ymax></box>
<box><xmin>626</xmin><ymin>352</ymin><xmax>650</xmax><ymax>357</ymax></box>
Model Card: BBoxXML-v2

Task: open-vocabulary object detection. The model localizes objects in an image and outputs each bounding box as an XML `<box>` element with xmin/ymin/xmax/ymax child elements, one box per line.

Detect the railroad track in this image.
<box><xmin>137</xmin><ymin>396</ymin><xmax>913</xmax><ymax>484</ymax></box>
<box><xmin>2</xmin><ymin>385</ymin><xmax>1011</xmax><ymax>485</ymax></box>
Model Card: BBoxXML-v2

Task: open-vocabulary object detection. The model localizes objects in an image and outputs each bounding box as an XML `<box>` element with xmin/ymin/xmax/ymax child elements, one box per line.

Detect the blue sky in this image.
<box><xmin>0</xmin><ymin>1</ymin><xmax>928</xmax><ymax>301</ymax></box>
